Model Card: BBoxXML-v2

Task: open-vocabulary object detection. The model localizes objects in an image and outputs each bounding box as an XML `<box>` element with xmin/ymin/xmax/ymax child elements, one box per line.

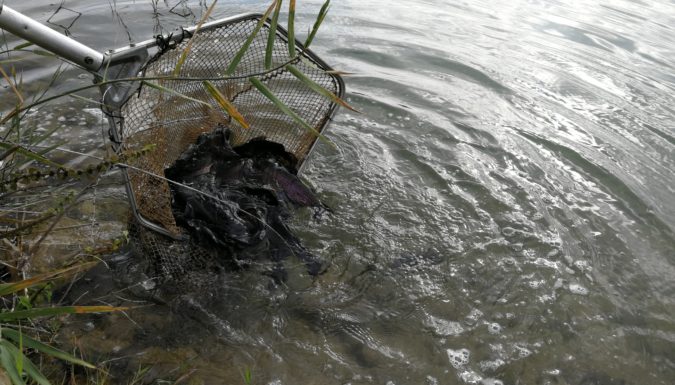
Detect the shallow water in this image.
<box><xmin>2</xmin><ymin>0</ymin><xmax>674</xmax><ymax>384</ymax></box>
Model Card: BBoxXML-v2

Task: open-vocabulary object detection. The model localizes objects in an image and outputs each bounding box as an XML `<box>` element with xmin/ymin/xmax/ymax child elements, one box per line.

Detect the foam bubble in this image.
<box><xmin>501</xmin><ymin>227</ymin><xmax>516</xmax><ymax>237</ymax></box>
<box><xmin>447</xmin><ymin>348</ymin><xmax>471</xmax><ymax>368</ymax></box>
<box><xmin>569</xmin><ymin>283</ymin><xmax>589</xmax><ymax>295</ymax></box>
<box><xmin>533</xmin><ymin>257</ymin><xmax>559</xmax><ymax>270</ymax></box>
<box><xmin>466</xmin><ymin>308</ymin><xmax>484</xmax><ymax>324</ymax></box>
<box><xmin>426</xmin><ymin>315</ymin><xmax>465</xmax><ymax>336</ymax></box>
<box><xmin>479</xmin><ymin>359</ymin><xmax>505</xmax><ymax>371</ymax></box>
<box><xmin>573</xmin><ymin>260</ymin><xmax>592</xmax><ymax>272</ymax></box>
<box><xmin>459</xmin><ymin>370</ymin><xmax>482</xmax><ymax>384</ymax></box>
<box><xmin>514</xmin><ymin>345</ymin><xmax>532</xmax><ymax>358</ymax></box>
<box><xmin>487</xmin><ymin>323</ymin><xmax>502</xmax><ymax>334</ymax></box>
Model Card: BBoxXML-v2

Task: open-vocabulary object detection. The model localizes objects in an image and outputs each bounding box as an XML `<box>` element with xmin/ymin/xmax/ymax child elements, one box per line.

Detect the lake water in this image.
<box><xmin>2</xmin><ymin>0</ymin><xmax>674</xmax><ymax>384</ymax></box>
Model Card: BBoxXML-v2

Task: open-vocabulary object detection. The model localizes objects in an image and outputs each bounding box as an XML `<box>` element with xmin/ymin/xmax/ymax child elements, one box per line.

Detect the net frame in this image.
<box><xmin>103</xmin><ymin>13</ymin><xmax>344</xmax><ymax>240</ymax></box>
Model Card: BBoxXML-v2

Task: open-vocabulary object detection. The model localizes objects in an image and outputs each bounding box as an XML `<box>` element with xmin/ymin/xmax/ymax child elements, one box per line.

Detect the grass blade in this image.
<box><xmin>226</xmin><ymin>1</ymin><xmax>278</xmax><ymax>75</ymax></box>
<box><xmin>0</xmin><ymin>343</ymin><xmax>23</xmax><ymax>385</ymax></box>
<box><xmin>15</xmin><ymin>329</ymin><xmax>22</xmax><ymax>380</ymax></box>
<box><xmin>173</xmin><ymin>0</ymin><xmax>219</xmax><ymax>76</ymax></box>
<box><xmin>249</xmin><ymin>77</ymin><xmax>333</xmax><ymax>147</ymax></box>
<box><xmin>0</xmin><ymin>145</ymin><xmax>20</xmax><ymax>162</ymax></box>
<box><xmin>1</xmin><ymin>342</ymin><xmax>50</xmax><ymax>385</ymax></box>
<box><xmin>0</xmin><ymin>58</ymin><xmax>25</xmax><ymax>65</ymax></box>
<box><xmin>286</xmin><ymin>64</ymin><xmax>357</xmax><ymax>112</ymax></box>
<box><xmin>0</xmin><ymin>263</ymin><xmax>96</xmax><ymax>296</ymax></box>
<box><xmin>202</xmin><ymin>81</ymin><xmax>249</xmax><ymax>129</ymax></box>
<box><xmin>30</xmin><ymin>50</ymin><xmax>56</xmax><ymax>58</ymax></box>
<box><xmin>288</xmin><ymin>0</ymin><xmax>296</xmax><ymax>57</ymax></box>
<box><xmin>20</xmin><ymin>356</ymin><xmax>50</xmax><ymax>385</ymax></box>
<box><xmin>0</xmin><ymin>141</ymin><xmax>65</xmax><ymax>170</ymax></box>
<box><xmin>12</xmin><ymin>42</ymin><xmax>34</xmax><ymax>50</ymax></box>
<box><xmin>305</xmin><ymin>0</ymin><xmax>330</xmax><ymax>48</ymax></box>
<box><xmin>0</xmin><ymin>65</ymin><xmax>24</xmax><ymax>105</ymax></box>
<box><xmin>142</xmin><ymin>81</ymin><xmax>213</xmax><ymax>108</ymax></box>
<box><xmin>265</xmin><ymin>0</ymin><xmax>283</xmax><ymax>69</ymax></box>
<box><xmin>1</xmin><ymin>329</ymin><xmax>94</xmax><ymax>369</ymax></box>
<box><xmin>0</xmin><ymin>306</ymin><xmax>127</xmax><ymax>322</ymax></box>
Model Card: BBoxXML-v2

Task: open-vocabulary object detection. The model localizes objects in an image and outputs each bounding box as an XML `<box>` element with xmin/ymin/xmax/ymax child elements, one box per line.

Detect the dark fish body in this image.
<box><xmin>165</xmin><ymin>129</ymin><xmax>328</xmax><ymax>280</ymax></box>
<box><xmin>267</xmin><ymin>166</ymin><xmax>322</xmax><ymax>208</ymax></box>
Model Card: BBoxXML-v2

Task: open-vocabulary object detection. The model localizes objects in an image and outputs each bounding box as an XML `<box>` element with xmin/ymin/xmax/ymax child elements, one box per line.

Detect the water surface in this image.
<box><xmin>2</xmin><ymin>0</ymin><xmax>674</xmax><ymax>384</ymax></box>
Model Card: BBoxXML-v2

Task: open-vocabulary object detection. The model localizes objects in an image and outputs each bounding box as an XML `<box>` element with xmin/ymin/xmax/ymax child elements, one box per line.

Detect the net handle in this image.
<box><xmin>0</xmin><ymin>5</ymin><xmax>104</xmax><ymax>71</ymax></box>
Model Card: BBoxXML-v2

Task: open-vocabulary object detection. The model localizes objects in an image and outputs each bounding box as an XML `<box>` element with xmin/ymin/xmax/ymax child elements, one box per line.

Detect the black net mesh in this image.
<box><xmin>115</xmin><ymin>15</ymin><xmax>341</xmax><ymax>281</ymax></box>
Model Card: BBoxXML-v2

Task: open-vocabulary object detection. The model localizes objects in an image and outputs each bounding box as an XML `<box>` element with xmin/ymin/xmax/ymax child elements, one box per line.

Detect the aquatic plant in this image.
<box><xmin>0</xmin><ymin>264</ymin><xmax>125</xmax><ymax>385</ymax></box>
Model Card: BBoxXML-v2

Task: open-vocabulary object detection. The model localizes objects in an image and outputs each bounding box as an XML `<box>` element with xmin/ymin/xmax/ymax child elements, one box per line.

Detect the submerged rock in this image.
<box><xmin>164</xmin><ymin>129</ymin><xmax>328</xmax><ymax>281</ymax></box>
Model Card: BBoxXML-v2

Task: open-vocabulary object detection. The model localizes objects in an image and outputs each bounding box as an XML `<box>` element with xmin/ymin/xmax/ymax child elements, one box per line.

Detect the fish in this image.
<box><xmin>165</xmin><ymin>129</ymin><xmax>329</xmax><ymax>281</ymax></box>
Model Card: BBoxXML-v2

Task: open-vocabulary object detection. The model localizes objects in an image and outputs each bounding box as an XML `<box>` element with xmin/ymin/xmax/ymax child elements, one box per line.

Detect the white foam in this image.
<box><xmin>569</xmin><ymin>283</ymin><xmax>589</xmax><ymax>295</ymax></box>
<box><xmin>466</xmin><ymin>308</ymin><xmax>484</xmax><ymax>324</ymax></box>
<box><xmin>426</xmin><ymin>315</ymin><xmax>465</xmax><ymax>336</ymax></box>
<box><xmin>447</xmin><ymin>348</ymin><xmax>471</xmax><ymax>369</ymax></box>
<box><xmin>501</xmin><ymin>227</ymin><xmax>516</xmax><ymax>237</ymax></box>
<box><xmin>514</xmin><ymin>345</ymin><xmax>532</xmax><ymax>358</ymax></box>
<box><xmin>459</xmin><ymin>370</ymin><xmax>482</xmax><ymax>384</ymax></box>
<box><xmin>574</xmin><ymin>260</ymin><xmax>592</xmax><ymax>272</ymax></box>
<box><xmin>480</xmin><ymin>379</ymin><xmax>504</xmax><ymax>385</ymax></box>
<box><xmin>487</xmin><ymin>323</ymin><xmax>502</xmax><ymax>334</ymax></box>
<box><xmin>479</xmin><ymin>359</ymin><xmax>505</xmax><ymax>371</ymax></box>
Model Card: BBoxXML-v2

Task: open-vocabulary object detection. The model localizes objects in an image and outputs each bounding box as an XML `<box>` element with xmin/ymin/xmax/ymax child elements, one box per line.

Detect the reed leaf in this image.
<box><xmin>0</xmin><ymin>145</ymin><xmax>20</xmax><ymax>162</ymax></box>
<box><xmin>1</xmin><ymin>329</ymin><xmax>94</xmax><ymax>369</ymax></box>
<box><xmin>0</xmin><ymin>141</ymin><xmax>65</xmax><ymax>170</ymax></box>
<box><xmin>142</xmin><ymin>81</ymin><xmax>212</xmax><ymax>108</ymax></box>
<box><xmin>15</xmin><ymin>331</ymin><xmax>22</xmax><ymax>384</ymax></box>
<box><xmin>13</xmin><ymin>141</ymin><xmax>65</xmax><ymax>170</ymax></box>
<box><xmin>265</xmin><ymin>0</ymin><xmax>283</xmax><ymax>69</ymax></box>
<box><xmin>0</xmin><ymin>262</ymin><xmax>97</xmax><ymax>296</ymax></box>
<box><xmin>0</xmin><ymin>65</ymin><xmax>23</xmax><ymax>105</ymax></box>
<box><xmin>0</xmin><ymin>342</ymin><xmax>50</xmax><ymax>385</ymax></box>
<box><xmin>288</xmin><ymin>0</ymin><xmax>296</xmax><ymax>57</ymax></box>
<box><xmin>286</xmin><ymin>64</ymin><xmax>357</xmax><ymax>111</ymax></box>
<box><xmin>0</xmin><ymin>306</ymin><xmax>126</xmax><ymax>322</ymax></box>
<box><xmin>30</xmin><ymin>50</ymin><xmax>56</xmax><ymax>58</ymax></box>
<box><xmin>12</xmin><ymin>42</ymin><xmax>34</xmax><ymax>50</ymax></box>
<box><xmin>0</xmin><ymin>343</ymin><xmax>22</xmax><ymax>385</ymax></box>
<box><xmin>249</xmin><ymin>77</ymin><xmax>333</xmax><ymax>147</ymax></box>
<box><xmin>325</xmin><ymin>70</ymin><xmax>355</xmax><ymax>76</ymax></box>
<box><xmin>20</xmin><ymin>357</ymin><xmax>50</xmax><ymax>385</ymax></box>
<box><xmin>0</xmin><ymin>58</ymin><xmax>24</xmax><ymax>65</ymax></box>
<box><xmin>226</xmin><ymin>1</ymin><xmax>278</xmax><ymax>75</ymax></box>
<box><xmin>202</xmin><ymin>81</ymin><xmax>249</xmax><ymax>129</ymax></box>
<box><xmin>173</xmin><ymin>0</ymin><xmax>219</xmax><ymax>76</ymax></box>
<box><xmin>305</xmin><ymin>0</ymin><xmax>330</xmax><ymax>48</ymax></box>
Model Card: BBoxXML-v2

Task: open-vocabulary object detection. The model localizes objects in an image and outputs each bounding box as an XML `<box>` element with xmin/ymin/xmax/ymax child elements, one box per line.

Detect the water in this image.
<box><xmin>2</xmin><ymin>0</ymin><xmax>674</xmax><ymax>384</ymax></box>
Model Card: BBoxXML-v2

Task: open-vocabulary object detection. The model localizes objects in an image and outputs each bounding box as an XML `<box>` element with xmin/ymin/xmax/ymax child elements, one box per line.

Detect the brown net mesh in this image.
<box><xmin>117</xmin><ymin>16</ymin><xmax>341</xmax><ymax>240</ymax></box>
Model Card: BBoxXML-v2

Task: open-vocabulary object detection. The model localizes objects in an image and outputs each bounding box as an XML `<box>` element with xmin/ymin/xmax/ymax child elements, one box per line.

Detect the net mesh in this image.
<box><xmin>114</xmin><ymin>16</ymin><xmax>341</xmax><ymax>280</ymax></box>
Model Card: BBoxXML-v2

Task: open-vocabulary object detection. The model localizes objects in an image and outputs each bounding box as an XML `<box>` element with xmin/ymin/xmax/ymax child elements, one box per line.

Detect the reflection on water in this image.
<box><xmin>2</xmin><ymin>0</ymin><xmax>674</xmax><ymax>384</ymax></box>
